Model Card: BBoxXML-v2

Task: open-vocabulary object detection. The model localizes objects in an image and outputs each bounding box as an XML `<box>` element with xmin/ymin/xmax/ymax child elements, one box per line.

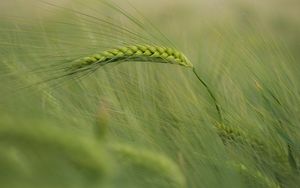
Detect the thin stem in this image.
<box><xmin>192</xmin><ymin>67</ymin><xmax>223</xmax><ymax>122</ymax></box>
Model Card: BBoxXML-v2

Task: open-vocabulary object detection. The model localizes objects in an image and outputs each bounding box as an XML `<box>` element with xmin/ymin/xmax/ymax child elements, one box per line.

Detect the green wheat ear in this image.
<box><xmin>69</xmin><ymin>44</ymin><xmax>193</xmax><ymax>70</ymax></box>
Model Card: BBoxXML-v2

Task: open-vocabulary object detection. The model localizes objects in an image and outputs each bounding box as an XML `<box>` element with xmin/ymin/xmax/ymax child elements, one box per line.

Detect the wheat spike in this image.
<box><xmin>69</xmin><ymin>44</ymin><xmax>193</xmax><ymax>70</ymax></box>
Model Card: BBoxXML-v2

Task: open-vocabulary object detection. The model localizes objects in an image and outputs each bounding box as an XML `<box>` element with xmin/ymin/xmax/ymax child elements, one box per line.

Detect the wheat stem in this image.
<box><xmin>192</xmin><ymin>68</ymin><xmax>223</xmax><ymax>122</ymax></box>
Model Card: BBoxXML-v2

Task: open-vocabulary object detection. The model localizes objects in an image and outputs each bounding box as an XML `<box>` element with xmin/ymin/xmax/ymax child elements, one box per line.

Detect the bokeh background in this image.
<box><xmin>0</xmin><ymin>0</ymin><xmax>299</xmax><ymax>188</ymax></box>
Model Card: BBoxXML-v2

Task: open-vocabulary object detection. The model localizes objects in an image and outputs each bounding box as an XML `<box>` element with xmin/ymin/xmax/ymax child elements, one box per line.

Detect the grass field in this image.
<box><xmin>0</xmin><ymin>0</ymin><xmax>299</xmax><ymax>187</ymax></box>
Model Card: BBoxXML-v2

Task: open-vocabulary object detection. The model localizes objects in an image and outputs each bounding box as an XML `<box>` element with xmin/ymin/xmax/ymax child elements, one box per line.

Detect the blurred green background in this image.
<box><xmin>0</xmin><ymin>0</ymin><xmax>299</xmax><ymax>188</ymax></box>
